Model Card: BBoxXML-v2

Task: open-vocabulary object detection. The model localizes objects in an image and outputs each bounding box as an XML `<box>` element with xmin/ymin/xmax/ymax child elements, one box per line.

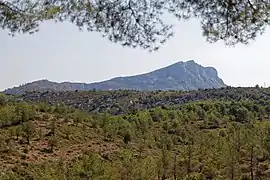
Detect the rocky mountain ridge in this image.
<box><xmin>4</xmin><ymin>60</ymin><xmax>226</xmax><ymax>95</ymax></box>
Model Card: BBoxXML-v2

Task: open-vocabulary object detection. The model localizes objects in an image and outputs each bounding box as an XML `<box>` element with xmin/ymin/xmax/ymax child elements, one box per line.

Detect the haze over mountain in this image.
<box><xmin>4</xmin><ymin>60</ymin><xmax>226</xmax><ymax>95</ymax></box>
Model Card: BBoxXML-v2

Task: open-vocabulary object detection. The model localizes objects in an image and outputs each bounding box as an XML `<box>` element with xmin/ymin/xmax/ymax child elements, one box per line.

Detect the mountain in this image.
<box><xmin>4</xmin><ymin>60</ymin><xmax>226</xmax><ymax>95</ymax></box>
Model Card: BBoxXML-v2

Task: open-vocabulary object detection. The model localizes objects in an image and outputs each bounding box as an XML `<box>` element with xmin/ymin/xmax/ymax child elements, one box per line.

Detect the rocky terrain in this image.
<box><xmin>21</xmin><ymin>86</ymin><xmax>269</xmax><ymax>115</ymax></box>
<box><xmin>4</xmin><ymin>60</ymin><xmax>226</xmax><ymax>95</ymax></box>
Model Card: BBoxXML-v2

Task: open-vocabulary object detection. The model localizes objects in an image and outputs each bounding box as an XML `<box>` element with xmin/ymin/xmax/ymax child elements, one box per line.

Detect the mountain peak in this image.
<box><xmin>186</xmin><ymin>59</ymin><xmax>195</xmax><ymax>63</ymax></box>
<box><xmin>4</xmin><ymin>60</ymin><xmax>226</xmax><ymax>95</ymax></box>
<box><xmin>173</xmin><ymin>59</ymin><xmax>195</xmax><ymax>65</ymax></box>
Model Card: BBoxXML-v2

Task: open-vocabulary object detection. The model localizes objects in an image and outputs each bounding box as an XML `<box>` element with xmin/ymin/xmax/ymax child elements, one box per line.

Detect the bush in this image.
<box><xmin>48</xmin><ymin>137</ymin><xmax>58</xmax><ymax>153</ymax></box>
<box><xmin>0</xmin><ymin>94</ymin><xmax>7</xmax><ymax>106</ymax></box>
<box><xmin>123</xmin><ymin>131</ymin><xmax>132</xmax><ymax>144</ymax></box>
<box><xmin>54</xmin><ymin>103</ymin><xmax>67</xmax><ymax>114</ymax></box>
<box><xmin>38</xmin><ymin>102</ymin><xmax>51</xmax><ymax>112</ymax></box>
<box><xmin>49</xmin><ymin>119</ymin><xmax>57</xmax><ymax>136</ymax></box>
<box><xmin>63</xmin><ymin>125</ymin><xmax>72</xmax><ymax>140</ymax></box>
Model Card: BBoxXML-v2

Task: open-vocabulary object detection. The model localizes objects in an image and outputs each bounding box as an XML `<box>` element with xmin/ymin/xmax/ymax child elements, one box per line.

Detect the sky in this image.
<box><xmin>1</xmin><ymin>18</ymin><xmax>270</xmax><ymax>91</ymax></box>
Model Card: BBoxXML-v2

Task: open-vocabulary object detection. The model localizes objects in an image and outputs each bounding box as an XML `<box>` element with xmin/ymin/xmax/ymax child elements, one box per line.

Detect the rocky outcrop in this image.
<box><xmin>4</xmin><ymin>60</ymin><xmax>226</xmax><ymax>95</ymax></box>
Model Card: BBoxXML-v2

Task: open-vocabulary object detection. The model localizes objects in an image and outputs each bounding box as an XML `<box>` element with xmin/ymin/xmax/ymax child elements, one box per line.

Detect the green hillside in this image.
<box><xmin>1</xmin><ymin>89</ymin><xmax>270</xmax><ymax>179</ymax></box>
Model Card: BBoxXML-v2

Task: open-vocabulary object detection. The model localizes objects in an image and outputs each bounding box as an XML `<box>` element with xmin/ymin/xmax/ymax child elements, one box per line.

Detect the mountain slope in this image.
<box><xmin>4</xmin><ymin>60</ymin><xmax>226</xmax><ymax>95</ymax></box>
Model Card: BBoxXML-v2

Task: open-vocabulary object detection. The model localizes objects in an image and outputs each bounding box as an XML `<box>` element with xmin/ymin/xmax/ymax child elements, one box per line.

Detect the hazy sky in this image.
<box><xmin>1</xmin><ymin>18</ymin><xmax>270</xmax><ymax>91</ymax></box>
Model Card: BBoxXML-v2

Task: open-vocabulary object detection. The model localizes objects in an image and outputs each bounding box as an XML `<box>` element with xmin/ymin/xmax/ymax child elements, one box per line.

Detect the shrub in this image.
<box><xmin>123</xmin><ymin>131</ymin><xmax>132</xmax><ymax>144</ymax></box>
<box><xmin>48</xmin><ymin>137</ymin><xmax>58</xmax><ymax>153</ymax></box>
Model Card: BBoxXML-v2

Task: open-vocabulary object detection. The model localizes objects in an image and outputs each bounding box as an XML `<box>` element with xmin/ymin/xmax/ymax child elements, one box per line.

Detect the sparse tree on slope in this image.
<box><xmin>1</xmin><ymin>0</ymin><xmax>270</xmax><ymax>51</ymax></box>
<box><xmin>23</xmin><ymin>120</ymin><xmax>36</xmax><ymax>145</ymax></box>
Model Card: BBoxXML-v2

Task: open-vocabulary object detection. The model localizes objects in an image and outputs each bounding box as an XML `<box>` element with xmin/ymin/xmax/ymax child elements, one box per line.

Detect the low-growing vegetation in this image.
<box><xmin>1</xmin><ymin>89</ymin><xmax>270</xmax><ymax>179</ymax></box>
<box><xmin>21</xmin><ymin>86</ymin><xmax>270</xmax><ymax>115</ymax></box>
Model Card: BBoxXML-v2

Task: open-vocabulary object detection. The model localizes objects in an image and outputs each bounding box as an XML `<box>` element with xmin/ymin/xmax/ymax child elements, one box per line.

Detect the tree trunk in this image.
<box><xmin>250</xmin><ymin>145</ymin><xmax>254</xmax><ymax>180</ymax></box>
<box><xmin>236</xmin><ymin>129</ymin><xmax>241</xmax><ymax>162</ymax></box>
<box><xmin>173</xmin><ymin>154</ymin><xmax>177</xmax><ymax>180</ymax></box>
<box><xmin>187</xmin><ymin>143</ymin><xmax>192</xmax><ymax>179</ymax></box>
<box><xmin>27</xmin><ymin>135</ymin><xmax>30</xmax><ymax>145</ymax></box>
<box><xmin>231</xmin><ymin>155</ymin><xmax>235</xmax><ymax>180</ymax></box>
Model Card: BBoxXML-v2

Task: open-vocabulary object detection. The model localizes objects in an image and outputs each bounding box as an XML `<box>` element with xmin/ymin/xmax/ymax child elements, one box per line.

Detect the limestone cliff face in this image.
<box><xmin>4</xmin><ymin>60</ymin><xmax>226</xmax><ymax>95</ymax></box>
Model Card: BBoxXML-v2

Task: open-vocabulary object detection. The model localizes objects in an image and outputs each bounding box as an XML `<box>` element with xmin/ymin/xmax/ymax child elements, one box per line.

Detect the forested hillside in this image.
<box><xmin>1</xmin><ymin>87</ymin><xmax>270</xmax><ymax>179</ymax></box>
<box><xmin>22</xmin><ymin>86</ymin><xmax>270</xmax><ymax>115</ymax></box>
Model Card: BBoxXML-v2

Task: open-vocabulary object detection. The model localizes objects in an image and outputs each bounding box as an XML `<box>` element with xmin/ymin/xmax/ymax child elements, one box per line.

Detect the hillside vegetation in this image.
<box><xmin>1</xmin><ymin>87</ymin><xmax>270</xmax><ymax>179</ymax></box>
<box><xmin>22</xmin><ymin>86</ymin><xmax>270</xmax><ymax>115</ymax></box>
